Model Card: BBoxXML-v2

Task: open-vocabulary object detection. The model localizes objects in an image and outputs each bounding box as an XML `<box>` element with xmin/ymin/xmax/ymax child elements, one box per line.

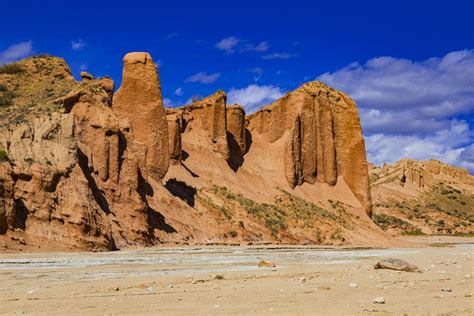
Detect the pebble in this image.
<box><xmin>441</xmin><ymin>288</ymin><xmax>452</xmax><ymax>292</ymax></box>
<box><xmin>299</xmin><ymin>277</ymin><xmax>306</xmax><ymax>283</ymax></box>
<box><xmin>349</xmin><ymin>283</ymin><xmax>358</xmax><ymax>288</ymax></box>
<box><xmin>373</xmin><ymin>297</ymin><xmax>385</xmax><ymax>304</ymax></box>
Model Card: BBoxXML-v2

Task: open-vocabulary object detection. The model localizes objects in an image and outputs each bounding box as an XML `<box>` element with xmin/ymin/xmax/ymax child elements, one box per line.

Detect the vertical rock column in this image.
<box><xmin>113</xmin><ymin>52</ymin><xmax>169</xmax><ymax>180</ymax></box>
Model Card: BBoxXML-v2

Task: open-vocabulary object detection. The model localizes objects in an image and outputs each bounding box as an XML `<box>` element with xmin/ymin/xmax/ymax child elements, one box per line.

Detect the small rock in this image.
<box><xmin>109</xmin><ymin>287</ymin><xmax>120</xmax><ymax>292</ymax></box>
<box><xmin>146</xmin><ymin>286</ymin><xmax>154</xmax><ymax>293</ymax></box>
<box><xmin>80</xmin><ymin>71</ymin><xmax>94</xmax><ymax>80</ymax></box>
<box><xmin>349</xmin><ymin>283</ymin><xmax>358</xmax><ymax>288</ymax></box>
<box><xmin>373</xmin><ymin>297</ymin><xmax>385</xmax><ymax>304</ymax></box>
<box><xmin>441</xmin><ymin>288</ymin><xmax>452</xmax><ymax>292</ymax></box>
<box><xmin>214</xmin><ymin>274</ymin><xmax>224</xmax><ymax>280</ymax></box>
<box><xmin>299</xmin><ymin>277</ymin><xmax>306</xmax><ymax>283</ymax></box>
<box><xmin>168</xmin><ymin>284</ymin><xmax>174</xmax><ymax>288</ymax></box>
<box><xmin>258</xmin><ymin>260</ymin><xmax>276</xmax><ymax>268</ymax></box>
<box><xmin>317</xmin><ymin>286</ymin><xmax>331</xmax><ymax>291</ymax></box>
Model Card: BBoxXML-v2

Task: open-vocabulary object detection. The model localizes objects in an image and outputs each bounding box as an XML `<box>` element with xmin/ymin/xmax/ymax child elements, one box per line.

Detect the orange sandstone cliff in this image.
<box><xmin>0</xmin><ymin>52</ymin><xmax>398</xmax><ymax>252</ymax></box>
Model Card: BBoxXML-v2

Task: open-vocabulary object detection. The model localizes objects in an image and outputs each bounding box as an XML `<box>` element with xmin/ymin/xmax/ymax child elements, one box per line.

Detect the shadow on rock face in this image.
<box><xmin>227</xmin><ymin>132</ymin><xmax>244</xmax><ymax>172</ymax></box>
<box><xmin>147</xmin><ymin>206</ymin><xmax>177</xmax><ymax>234</ymax></box>
<box><xmin>164</xmin><ymin>178</ymin><xmax>197</xmax><ymax>207</ymax></box>
<box><xmin>77</xmin><ymin>149</ymin><xmax>110</xmax><ymax>215</ymax></box>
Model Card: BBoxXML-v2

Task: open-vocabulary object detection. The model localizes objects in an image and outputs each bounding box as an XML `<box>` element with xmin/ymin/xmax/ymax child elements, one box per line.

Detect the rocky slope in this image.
<box><xmin>0</xmin><ymin>52</ymin><xmax>396</xmax><ymax>252</ymax></box>
<box><xmin>370</xmin><ymin>159</ymin><xmax>474</xmax><ymax>236</ymax></box>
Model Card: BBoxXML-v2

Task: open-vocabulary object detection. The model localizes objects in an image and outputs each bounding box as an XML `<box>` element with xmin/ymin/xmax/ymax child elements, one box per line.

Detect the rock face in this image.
<box><xmin>247</xmin><ymin>81</ymin><xmax>371</xmax><ymax>213</ymax></box>
<box><xmin>1</xmin><ymin>54</ymin><xmax>383</xmax><ymax>252</ymax></box>
<box><xmin>175</xmin><ymin>91</ymin><xmax>229</xmax><ymax>160</ymax></box>
<box><xmin>226</xmin><ymin>105</ymin><xmax>248</xmax><ymax>170</ymax></box>
<box><xmin>166</xmin><ymin>109</ymin><xmax>184</xmax><ymax>163</ymax></box>
<box><xmin>112</xmin><ymin>52</ymin><xmax>169</xmax><ymax>180</ymax></box>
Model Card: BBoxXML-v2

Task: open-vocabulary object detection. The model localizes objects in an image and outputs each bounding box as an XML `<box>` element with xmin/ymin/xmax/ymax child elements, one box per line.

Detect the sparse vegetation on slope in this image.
<box><xmin>202</xmin><ymin>185</ymin><xmax>351</xmax><ymax>242</ymax></box>
<box><xmin>370</xmin><ymin>160</ymin><xmax>474</xmax><ymax>236</ymax></box>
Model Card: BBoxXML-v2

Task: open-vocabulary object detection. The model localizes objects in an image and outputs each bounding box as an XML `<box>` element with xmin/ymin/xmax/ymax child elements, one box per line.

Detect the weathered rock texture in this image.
<box><xmin>166</xmin><ymin>109</ymin><xmax>184</xmax><ymax>163</ymax></box>
<box><xmin>112</xmin><ymin>52</ymin><xmax>169</xmax><ymax>179</ymax></box>
<box><xmin>175</xmin><ymin>91</ymin><xmax>229</xmax><ymax>160</ymax></box>
<box><xmin>247</xmin><ymin>81</ymin><xmax>371</xmax><ymax>213</ymax></box>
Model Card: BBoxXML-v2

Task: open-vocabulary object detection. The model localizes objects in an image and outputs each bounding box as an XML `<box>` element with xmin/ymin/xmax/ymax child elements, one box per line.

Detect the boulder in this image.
<box><xmin>374</xmin><ymin>258</ymin><xmax>422</xmax><ymax>273</ymax></box>
<box><xmin>80</xmin><ymin>71</ymin><xmax>94</xmax><ymax>80</ymax></box>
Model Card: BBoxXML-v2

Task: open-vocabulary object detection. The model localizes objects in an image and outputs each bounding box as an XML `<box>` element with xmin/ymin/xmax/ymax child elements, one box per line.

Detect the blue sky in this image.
<box><xmin>1</xmin><ymin>0</ymin><xmax>473</xmax><ymax>172</ymax></box>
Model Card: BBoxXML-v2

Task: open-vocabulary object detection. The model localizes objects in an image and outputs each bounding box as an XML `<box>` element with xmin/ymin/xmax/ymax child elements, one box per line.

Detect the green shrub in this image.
<box><xmin>0</xmin><ymin>63</ymin><xmax>24</xmax><ymax>74</ymax></box>
<box><xmin>404</xmin><ymin>229</ymin><xmax>426</xmax><ymax>236</ymax></box>
<box><xmin>0</xmin><ymin>91</ymin><xmax>15</xmax><ymax>107</ymax></box>
<box><xmin>0</xmin><ymin>84</ymin><xmax>6</xmax><ymax>92</ymax></box>
<box><xmin>0</xmin><ymin>149</ymin><xmax>8</xmax><ymax>162</ymax></box>
<box><xmin>228</xmin><ymin>230</ymin><xmax>238</xmax><ymax>238</ymax></box>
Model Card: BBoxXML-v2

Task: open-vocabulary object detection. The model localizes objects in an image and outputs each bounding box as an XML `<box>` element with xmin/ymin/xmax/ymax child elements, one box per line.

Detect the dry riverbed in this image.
<box><xmin>0</xmin><ymin>237</ymin><xmax>472</xmax><ymax>315</ymax></box>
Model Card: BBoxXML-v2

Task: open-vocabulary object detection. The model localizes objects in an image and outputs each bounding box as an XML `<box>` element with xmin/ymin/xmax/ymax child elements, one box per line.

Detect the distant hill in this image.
<box><xmin>369</xmin><ymin>159</ymin><xmax>474</xmax><ymax>236</ymax></box>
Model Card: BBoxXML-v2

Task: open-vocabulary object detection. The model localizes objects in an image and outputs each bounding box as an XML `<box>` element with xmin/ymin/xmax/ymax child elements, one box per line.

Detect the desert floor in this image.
<box><xmin>0</xmin><ymin>237</ymin><xmax>472</xmax><ymax>315</ymax></box>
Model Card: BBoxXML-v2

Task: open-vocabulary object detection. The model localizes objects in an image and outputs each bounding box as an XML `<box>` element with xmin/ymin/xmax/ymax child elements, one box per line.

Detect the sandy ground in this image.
<box><xmin>0</xmin><ymin>237</ymin><xmax>472</xmax><ymax>315</ymax></box>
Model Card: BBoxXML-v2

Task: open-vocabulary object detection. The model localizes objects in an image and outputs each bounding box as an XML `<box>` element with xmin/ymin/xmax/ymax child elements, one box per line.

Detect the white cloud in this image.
<box><xmin>79</xmin><ymin>62</ymin><xmax>88</xmax><ymax>71</ymax></box>
<box><xmin>174</xmin><ymin>87</ymin><xmax>184</xmax><ymax>96</ymax></box>
<box><xmin>317</xmin><ymin>50</ymin><xmax>474</xmax><ymax>172</ymax></box>
<box><xmin>243</xmin><ymin>41</ymin><xmax>270</xmax><ymax>52</ymax></box>
<box><xmin>318</xmin><ymin>50</ymin><xmax>474</xmax><ymax>134</ymax></box>
<box><xmin>215</xmin><ymin>37</ymin><xmax>270</xmax><ymax>54</ymax></box>
<box><xmin>366</xmin><ymin>121</ymin><xmax>473</xmax><ymax>172</ymax></box>
<box><xmin>71</xmin><ymin>39</ymin><xmax>86</xmax><ymax>50</ymax></box>
<box><xmin>0</xmin><ymin>41</ymin><xmax>34</xmax><ymax>65</ymax></box>
<box><xmin>185</xmin><ymin>72</ymin><xmax>220</xmax><ymax>84</ymax></box>
<box><xmin>227</xmin><ymin>84</ymin><xmax>285</xmax><ymax>113</ymax></box>
<box><xmin>215</xmin><ymin>36</ymin><xmax>240</xmax><ymax>54</ymax></box>
<box><xmin>185</xmin><ymin>72</ymin><xmax>221</xmax><ymax>84</ymax></box>
<box><xmin>262</xmin><ymin>52</ymin><xmax>294</xmax><ymax>60</ymax></box>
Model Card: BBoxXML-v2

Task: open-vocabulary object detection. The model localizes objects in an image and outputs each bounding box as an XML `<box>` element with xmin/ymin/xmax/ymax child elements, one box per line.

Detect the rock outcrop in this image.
<box><xmin>1</xmin><ymin>54</ymin><xmax>386</xmax><ymax>252</ymax></box>
<box><xmin>247</xmin><ymin>81</ymin><xmax>371</xmax><ymax>213</ymax></box>
<box><xmin>174</xmin><ymin>91</ymin><xmax>229</xmax><ymax>160</ymax></box>
<box><xmin>166</xmin><ymin>109</ymin><xmax>184</xmax><ymax>163</ymax></box>
<box><xmin>112</xmin><ymin>52</ymin><xmax>169</xmax><ymax>180</ymax></box>
<box><xmin>370</xmin><ymin>159</ymin><xmax>474</xmax><ymax>236</ymax></box>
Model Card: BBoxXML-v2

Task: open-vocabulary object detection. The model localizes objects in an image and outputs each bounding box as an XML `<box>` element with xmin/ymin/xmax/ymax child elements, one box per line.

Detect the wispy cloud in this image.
<box><xmin>227</xmin><ymin>84</ymin><xmax>285</xmax><ymax>113</ymax></box>
<box><xmin>318</xmin><ymin>49</ymin><xmax>474</xmax><ymax>172</ymax></box>
<box><xmin>243</xmin><ymin>41</ymin><xmax>270</xmax><ymax>52</ymax></box>
<box><xmin>174</xmin><ymin>87</ymin><xmax>184</xmax><ymax>96</ymax></box>
<box><xmin>185</xmin><ymin>72</ymin><xmax>221</xmax><ymax>84</ymax></box>
<box><xmin>71</xmin><ymin>39</ymin><xmax>86</xmax><ymax>50</ymax></box>
<box><xmin>0</xmin><ymin>41</ymin><xmax>34</xmax><ymax>65</ymax></box>
<box><xmin>215</xmin><ymin>36</ymin><xmax>240</xmax><ymax>54</ymax></box>
<box><xmin>262</xmin><ymin>52</ymin><xmax>294</xmax><ymax>60</ymax></box>
<box><xmin>215</xmin><ymin>37</ymin><xmax>270</xmax><ymax>54</ymax></box>
<box><xmin>79</xmin><ymin>62</ymin><xmax>88</xmax><ymax>71</ymax></box>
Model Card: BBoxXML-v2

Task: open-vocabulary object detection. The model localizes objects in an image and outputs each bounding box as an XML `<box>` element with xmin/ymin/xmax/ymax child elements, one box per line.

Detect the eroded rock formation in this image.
<box><xmin>166</xmin><ymin>108</ymin><xmax>184</xmax><ymax>163</ymax></box>
<box><xmin>174</xmin><ymin>91</ymin><xmax>229</xmax><ymax>160</ymax></box>
<box><xmin>247</xmin><ymin>81</ymin><xmax>371</xmax><ymax>213</ymax></box>
<box><xmin>112</xmin><ymin>52</ymin><xmax>169</xmax><ymax>180</ymax></box>
<box><xmin>0</xmin><ymin>53</ymin><xmax>381</xmax><ymax>251</ymax></box>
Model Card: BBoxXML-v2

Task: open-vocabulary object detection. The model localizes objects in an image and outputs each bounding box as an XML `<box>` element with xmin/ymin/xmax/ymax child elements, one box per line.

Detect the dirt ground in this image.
<box><xmin>0</xmin><ymin>237</ymin><xmax>472</xmax><ymax>315</ymax></box>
